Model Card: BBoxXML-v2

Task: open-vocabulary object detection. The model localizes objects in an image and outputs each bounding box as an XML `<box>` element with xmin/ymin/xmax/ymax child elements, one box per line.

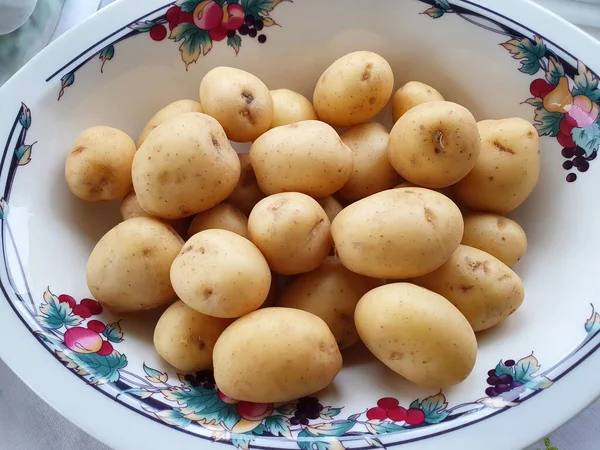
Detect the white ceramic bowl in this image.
<box><xmin>1</xmin><ymin>1</ymin><xmax>600</xmax><ymax>449</ymax></box>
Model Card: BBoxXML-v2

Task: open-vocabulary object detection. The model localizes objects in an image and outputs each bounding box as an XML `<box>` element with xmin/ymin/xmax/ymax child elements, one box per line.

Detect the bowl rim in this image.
<box><xmin>1</xmin><ymin>0</ymin><xmax>600</xmax><ymax>449</ymax></box>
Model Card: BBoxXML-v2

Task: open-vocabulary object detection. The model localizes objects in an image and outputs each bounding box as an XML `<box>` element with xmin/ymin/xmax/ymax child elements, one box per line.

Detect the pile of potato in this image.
<box><xmin>65</xmin><ymin>50</ymin><xmax>539</xmax><ymax>402</ymax></box>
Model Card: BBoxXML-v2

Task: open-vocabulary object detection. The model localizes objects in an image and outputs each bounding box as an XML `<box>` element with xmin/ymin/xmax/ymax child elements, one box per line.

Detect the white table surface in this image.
<box><xmin>1</xmin><ymin>1</ymin><xmax>600</xmax><ymax>449</ymax></box>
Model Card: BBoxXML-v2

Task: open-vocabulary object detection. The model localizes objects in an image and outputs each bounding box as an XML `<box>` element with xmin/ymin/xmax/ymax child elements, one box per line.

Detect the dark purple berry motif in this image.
<box><xmin>484</xmin><ymin>355</ymin><xmax>552</xmax><ymax>402</ymax></box>
<box><xmin>290</xmin><ymin>397</ymin><xmax>323</xmax><ymax>425</ymax></box>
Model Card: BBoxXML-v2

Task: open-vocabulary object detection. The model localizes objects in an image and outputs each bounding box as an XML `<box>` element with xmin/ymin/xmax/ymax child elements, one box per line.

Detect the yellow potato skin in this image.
<box><xmin>153</xmin><ymin>300</ymin><xmax>232</xmax><ymax>372</ymax></box>
<box><xmin>313</xmin><ymin>51</ymin><xmax>394</xmax><ymax>127</ymax></box>
<box><xmin>278</xmin><ymin>257</ymin><xmax>381</xmax><ymax>349</ymax></box>
<box><xmin>250</xmin><ymin>120</ymin><xmax>354</xmax><ymax>198</ymax></box>
<box><xmin>132</xmin><ymin>112</ymin><xmax>240</xmax><ymax>220</ymax></box>
<box><xmin>170</xmin><ymin>229</ymin><xmax>271</xmax><ymax>318</ymax></box>
<box><xmin>213</xmin><ymin>307</ymin><xmax>342</xmax><ymax>403</ymax></box>
<box><xmin>331</xmin><ymin>188</ymin><xmax>464</xmax><ymax>279</ymax></box>
<box><xmin>355</xmin><ymin>283</ymin><xmax>477</xmax><ymax>388</ymax></box>
<box><xmin>316</xmin><ymin>196</ymin><xmax>344</xmax><ymax>223</ymax></box>
<box><xmin>269</xmin><ymin>89</ymin><xmax>317</xmax><ymax>128</ymax></box>
<box><xmin>338</xmin><ymin>123</ymin><xmax>400</xmax><ymax>202</ymax></box>
<box><xmin>462</xmin><ymin>213</ymin><xmax>527</xmax><ymax>267</ymax></box>
<box><xmin>199</xmin><ymin>66</ymin><xmax>273</xmax><ymax>142</ymax></box>
<box><xmin>86</xmin><ymin>217</ymin><xmax>184</xmax><ymax>313</ymax></box>
<box><xmin>452</xmin><ymin>118</ymin><xmax>540</xmax><ymax>213</ymax></box>
<box><xmin>137</xmin><ymin>99</ymin><xmax>203</xmax><ymax>147</ymax></box>
<box><xmin>120</xmin><ymin>191</ymin><xmax>190</xmax><ymax>237</ymax></box>
<box><xmin>411</xmin><ymin>245</ymin><xmax>525</xmax><ymax>332</ymax></box>
<box><xmin>188</xmin><ymin>202</ymin><xmax>248</xmax><ymax>240</ymax></box>
<box><xmin>227</xmin><ymin>153</ymin><xmax>265</xmax><ymax>216</ymax></box>
<box><xmin>392</xmin><ymin>81</ymin><xmax>444</xmax><ymax>123</ymax></box>
<box><xmin>388</xmin><ymin>101</ymin><xmax>481</xmax><ymax>188</ymax></box>
<box><xmin>65</xmin><ymin>126</ymin><xmax>136</xmax><ymax>201</ymax></box>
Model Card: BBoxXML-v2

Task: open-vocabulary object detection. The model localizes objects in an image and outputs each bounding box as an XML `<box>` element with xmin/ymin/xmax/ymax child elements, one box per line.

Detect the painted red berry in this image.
<box><xmin>166</xmin><ymin>6</ymin><xmax>181</xmax><ymax>24</ymax></box>
<box><xmin>87</xmin><ymin>320</ymin><xmax>106</xmax><ymax>334</ymax></box>
<box><xmin>64</xmin><ymin>327</ymin><xmax>103</xmax><ymax>353</ymax></box>
<box><xmin>58</xmin><ymin>294</ymin><xmax>76</xmax><ymax>309</ymax></box>
<box><xmin>80</xmin><ymin>299</ymin><xmax>103</xmax><ymax>315</ymax></box>
<box><xmin>387</xmin><ymin>406</ymin><xmax>408</xmax><ymax>422</ymax></box>
<box><xmin>377</xmin><ymin>397</ymin><xmax>399</xmax><ymax>410</ymax></box>
<box><xmin>563</xmin><ymin>112</ymin><xmax>578</xmax><ymax>128</ymax></box>
<box><xmin>221</xmin><ymin>3</ymin><xmax>245</xmax><ymax>31</ymax></box>
<box><xmin>557</xmin><ymin>131</ymin><xmax>576</xmax><ymax>148</ymax></box>
<box><xmin>218</xmin><ymin>389</ymin><xmax>239</xmax><ymax>404</ymax></box>
<box><xmin>366</xmin><ymin>407</ymin><xmax>388</xmax><ymax>421</ymax></box>
<box><xmin>530</xmin><ymin>78</ymin><xmax>554</xmax><ymax>99</ymax></box>
<box><xmin>150</xmin><ymin>24</ymin><xmax>168</xmax><ymax>41</ymax></box>
<box><xmin>209</xmin><ymin>25</ymin><xmax>228</xmax><ymax>41</ymax></box>
<box><xmin>236</xmin><ymin>401</ymin><xmax>273</xmax><ymax>420</ymax></box>
<box><xmin>97</xmin><ymin>340</ymin><xmax>114</xmax><ymax>356</ymax></box>
<box><xmin>72</xmin><ymin>304</ymin><xmax>92</xmax><ymax>319</ymax></box>
<box><xmin>405</xmin><ymin>408</ymin><xmax>426</xmax><ymax>425</ymax></box>
<box><xmin>179</xmin><ymin>12</ymin><xmax>194</xmax><ymax>23</ymax></box>
<box><xmin>193</xmin><ymin>0</ymin><xmax>224</xmax><ymax>30</ymax></box>
<box><xmin>559</xmin><ymin>116</ymin><xmax>575</xmax><ymax>136</ymax></box>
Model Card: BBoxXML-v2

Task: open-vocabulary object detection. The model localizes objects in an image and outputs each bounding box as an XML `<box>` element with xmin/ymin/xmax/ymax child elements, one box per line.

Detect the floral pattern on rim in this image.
<box><xmin>56</xmin><ymin>0</ymin><xmax>289</xmax><ymax>100</ymax></box>
<box><xmin>421</xmin><ymin>0</ymin><xmax>600</xmax><ymax>183</ymax></box>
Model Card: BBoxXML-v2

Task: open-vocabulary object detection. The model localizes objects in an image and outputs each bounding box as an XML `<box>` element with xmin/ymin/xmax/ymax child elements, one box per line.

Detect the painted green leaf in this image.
<box><xmin>36</xmin><ymin>288</ymin><xmax>82</xmax><ymax>329</ymax></box>
<box><xmin>275</xmin><ymin>402</ymin><xmax>296</xmax><ymax>415</ymax></box>
<box><xmin>103</xmin><ymin>321</ymin><xmax>124</xmax><ymax>343</ymax></box>
<box><xmin>227</xmin><ymin>34</ymin><xmax>242</xmax><ymax>55</ymax></box>
<box><xmin>572</xmin><ymin>123</ymin><xmax>600</xmax><ymax>157</ymax></box>
<box><xmin>585</xmin><ymin>304</ymin><xmax>600</xmax><ymax>334</ymax></box>
<box><xmin>523</xmin><ymin>97</ymin><xmax>543</xmax><ymax>109</ymax></box>
<box><xmin>119</xmin><ymin>388</ymin><xmax>154</xmax><ymax>399</ymax></box>
<box><xmin>501</xmin><ymin>36</ymin><xmax>546</xmax><ymax>75</ymax></box>
<box><xmin>178</xmin><ymin>0</ymin><xmax>202</xmax><ymax>13</ymax></box>
<box><xmin>264</xmin><ymin>415</ymin><xmax>292</xmax><ymax>438</ymax></box>
<box><xmin>320</xmin><ymin>406</ymin><xmax>342</xmax><ymax>420</ymax></box>
<box><xmin>143</xmin><ymin>362</ymin><xmax>168</xmax><ymax>383</ymax></box>
<box><xmin>231</xmin><ymin>433</ymin><xmax>254</xmax><ymax>450</ymax></box>
<box><xmin>368</xmin><ymin>421</ymin><xmax>407</xmax><ymax>434</ymax></box>
<box><xmin>572</xmin><ymin>61</ymin><xmax>600</xmax><ymax>102</ymax></box>
<box><xmin>495</xmin><ymin>361</ymin><xmax>514</xmax><ymax>377</ymax></box>
<box><xmin>435</xmin><ymin>0</ymin><xmax>451</xmax><ymax>9</ymax></box>
<box><xmin>533</xmin><ymin>108</ymin><xmax>562</xmax><ymax>137</ymax></box>
<box><xmin>18</xmin><ymin>103</ymin><xmax>31</xmax><ymax>130</ymax></box>
<box><xmin>297</xmin><ymin>429</ymin><xmax>342</xmax><ymax>450</ymax></box>
<box><xmin>129</xmin><ymin>20</ymin><xmax>159</xmax><ymax>32</ymax></box>
<box><xmin>15</xmin><ymin>142</ymin><xmax>36</xmax><ymax>166</ymax></box>
<box><xmin>58</xmin><ymin>72</ymin><xmax>75</xmax><ymax>100</ymax></box>
<box><xmin>99</xmin><ymin>45</ymin><xmax>114</xmax><ymax>73</ymax></box>
<box><xmin>365</xmin><ymin>436</ymin><xmax>384</xmax><ymax>448</ymax></box>
<box><xmin>423</xmin><ymin>7</ymin><xmax>444</xmax><ymax>18</ymax></box>
<box><xmin>0</xmin><ymin>198</ymin><xmax>8</xmax><ymax>220</ymax></box>
<box><xmin>305</xmin><ymin>420</ymin><xmax>355</xmax><ymax>437</ymax></box>
<box><xmin>409</xmin><ymin>399</ymin><xmax>420</xmax><ymax>409</ymax></box>
<box><xmin>525</xmin><ymin>376</ymin><xmax>553</xmax><ymax>390</ymax></box>
<box><xmin>419</xmin><ymin>393</ymin><xmax>449</xmax><ymax>424</ymax></box>
<box><xmin>347</xmin><ymin>413</ymin><xmax>361</xmax><ymax>422</ymax></box>
<box><xmin>514</xmin><ymin>354</ymin><xmax>541</xmax><ymax>383</ymax></box>
<box><xmin>58</xmin><ymin>350</ymin><xmax>127</xmax><ymax>384</ymax></box>
<box><xmin>144</xmin><ymin>406</ymin><xmax>192</xmax><ymax>427</ymax></box>
<box><xmin>545</xmin><ymin>56</ymin><xmax>565</xmax><ymax>85</ymax></box>
<box><xmin>171</xmin><ymin>22</ymin><xmax>212</xmax><ymax>67</ymax></box>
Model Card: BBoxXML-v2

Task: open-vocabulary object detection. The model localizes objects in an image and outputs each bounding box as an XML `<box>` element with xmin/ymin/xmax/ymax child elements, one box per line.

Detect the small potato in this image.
<box><xmin>248</xmin><ymin>193</ymin><xmax>331</xmax><ymax>275</ymax></box>
<box><xmin>200</xmin><ymin>67</ymin><xmax>273</xmax><ymax>142</ymax></box>
<box><xmin>355</xmin><ymin>283</ymin><xmax>477</xmax><ymax>388</ymax></box>
<box><xmin>213</xmin><ymin>307</ymin><xmax>342</xmax><ymax>403</ymax></box>
<box><xmin>411</xmin><ymin>245</ymin><xmax>525</xmax><ymax>331</ymax></box>
<box><xmin>313</xmin><ymin>51</ymin><xmax>394</xmax><ymax>127</ymax></box>
<box><xmin>388</xmin><ymin>101</ymin><xmax>481</xmax><ymax>188</ymax></box>
<box><xmin>170</xmin><ymin>229</ymin><xmax>271</xmax><ymax>318</ymax></box>
<box><xmin>250</xmin><ymin>120</ymin><xmax>354</xmax><ymax>197</ymax></box>
<box><xmin>270</xmin><ymin>89</ymin><xmax>317</xmax><ymax>128</ymax></box>
<box><xmin>86</xmin><ymin>217</ymin><xmax>184</xmax><ymax>313</ymax></box>
<box><xmin>153</xmin><ymin>300</ymin><xmax>232</xmax><ymax>372</ymax></box>
<box><xmin>392</xmin><ymin>81</ymin><xmax>444</xmax><ymax>123</ymax></box>
<box><xmin>227</xmin><ymin>153</ymin><xmax>266</xmax><ymax>216</ymax></box>
<box><xmin>65</xmin><ymin>126</ymin><xmax>136</xmax><ymax>201</ymax></box>
<box><xmin>132</xmin><ymin>112</ymin><xmax>240</xmax><ymax>219</ymax></box>
<box><xmin>338</xmin><ymin>123</ymin><xmax>399</xmax><ymax>202</ymax></box>
<box><xmin>137</xmin><ymin>99</ymin><xmax>203</xmax><ymax>147</ymax></box>
<box><xmin>188</xmin><ymin>202</ymin><xmax>248</xmax><ymax>239</ymax></box>
<box><xmin>279</xmin><ymin>257</ymin><xmax>381</xmax><ymax>349</ymax></box>
<box><xmin>317</xmin><ymin>196</ymin><xmax>344</xmax><ymax>222</ymax></box>
<box><xmin>452</xmin><ymin>118</ymin><xmax>540</xmax><ymax>213</ymax></box>
<box><xmin>120</xmin><ymin>191</ymin><xmax>189</xmax><ymax>237</ymax></box>
<box><xmin>332</xmin><ymin>188</ymin><xmax>463</xmax><ymax>279</ymax></box>
<box><xmin>462</xmin><ymin>213</ymin><xmax>527</xmax><ymax>267</ymax></box>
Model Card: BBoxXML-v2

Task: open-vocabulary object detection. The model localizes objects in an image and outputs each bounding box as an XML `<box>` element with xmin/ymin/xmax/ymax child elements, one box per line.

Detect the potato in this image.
<box><xmin>213</xmin><ymin>307</ymin><xmax>342</xmax><ymax>402</ymax></box>
<box><xmin>332</xmin><ymin>188</ymin><xmax>463</xmax><ymax>279</ymax></box>
<box><xmin>86</xmin><ymin>217</ymin><xmax>183</xmax><ymax>312</ymax></box>
<box><xmin>270</xmin><ymin>89</ymin><xmax>317</xmax><ymax>128</ymax></box>
<box><xmin>65</xmin><ymin>126</ymin><xmax>136</xmax><ymax>201</ymax></box>
<box><xmin>388</xmin><ymin>101</ymin><xmax>481</xmax><ymax>189</ymax></box>
<box><xmin>170</xmin><ymin>229</ymin><xmax>271</xmax><ymax>318</ymax></box>
<box><xmin>279</xmin><ymin>257</ymin><xmax>381</xmax><ymax>349</ymax></box>
<box><xmin>313</xmin><ymin>51</ymin><xmax>394</xmax><ymax>127</ymax></box>
<box><xmin>132</xmin><ymin>112</ymin><xmax>240</xmax><ymax>219</ymax></box>
<box><xmin>338</xmin><ymin>123</ymin><xmax>399</xmax><ymax>202</ymax></box>
<box><xmin>137</xmin><ymin>99</ymin><xmax>203</xmax><ymax>147</ymax></box>
<box><xmin>188</xmin><ymin>202</ymin><xmax>248</xmax><ymax>239</ymax></box>
<box><xmin>392</xmin><ymin>81</ymin><xmax>444</xmax><ymax>123</ymax></box>
<box><xmin>250</xmin><ymin>120</ymin><xmax>354</xmax><ymax>197</ymax></box>
<box><xmin>411</xmin><ymin>245</ymin><xmax>525</xmax><ymax>331</ymax></box>
<box><xmin>317</xmin><ymin>196</ymin><xmax>344</xmax><ymax>222</ymax></box>
<box><xmin>260</xmin><ymin>273</ymin><xmax>279</xmax><ymax>308</ymax></box>
<box><xmin>452</xmin><ymin>118</ymin><xmax>540</xmax><ymax>213</ymax></box>
<box><xmin>355</xmin><ymin>283</ymin><xmax>477</xmax><ymax>388</ymax></box>
<box><xmin>248</xmin><ymin>192</ymin><xmax>331</xmax><ymax>275</ymax></box>
<box><xmin>120</xmin><ymin>191</ymin><xmax>189</xmax><ymax>237</ymax></box>
<box><xmin>199</xmin><ymin>67</ymin><xmax>273</xmax><ymax>142</ymax></box>
<box><xmin>227</xmin><ymin>153</ymin><xmax>265</xmax><ymax>216</ymax></box>
<box><xmin>462</xmin><ymin>213</ymin><xmax>527</xmax><ymax>267</ymax></box>
<box><xmin>153</xmin><ymin>300</ymin><xmax>232</xmax><ymax>372</ymax></box>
